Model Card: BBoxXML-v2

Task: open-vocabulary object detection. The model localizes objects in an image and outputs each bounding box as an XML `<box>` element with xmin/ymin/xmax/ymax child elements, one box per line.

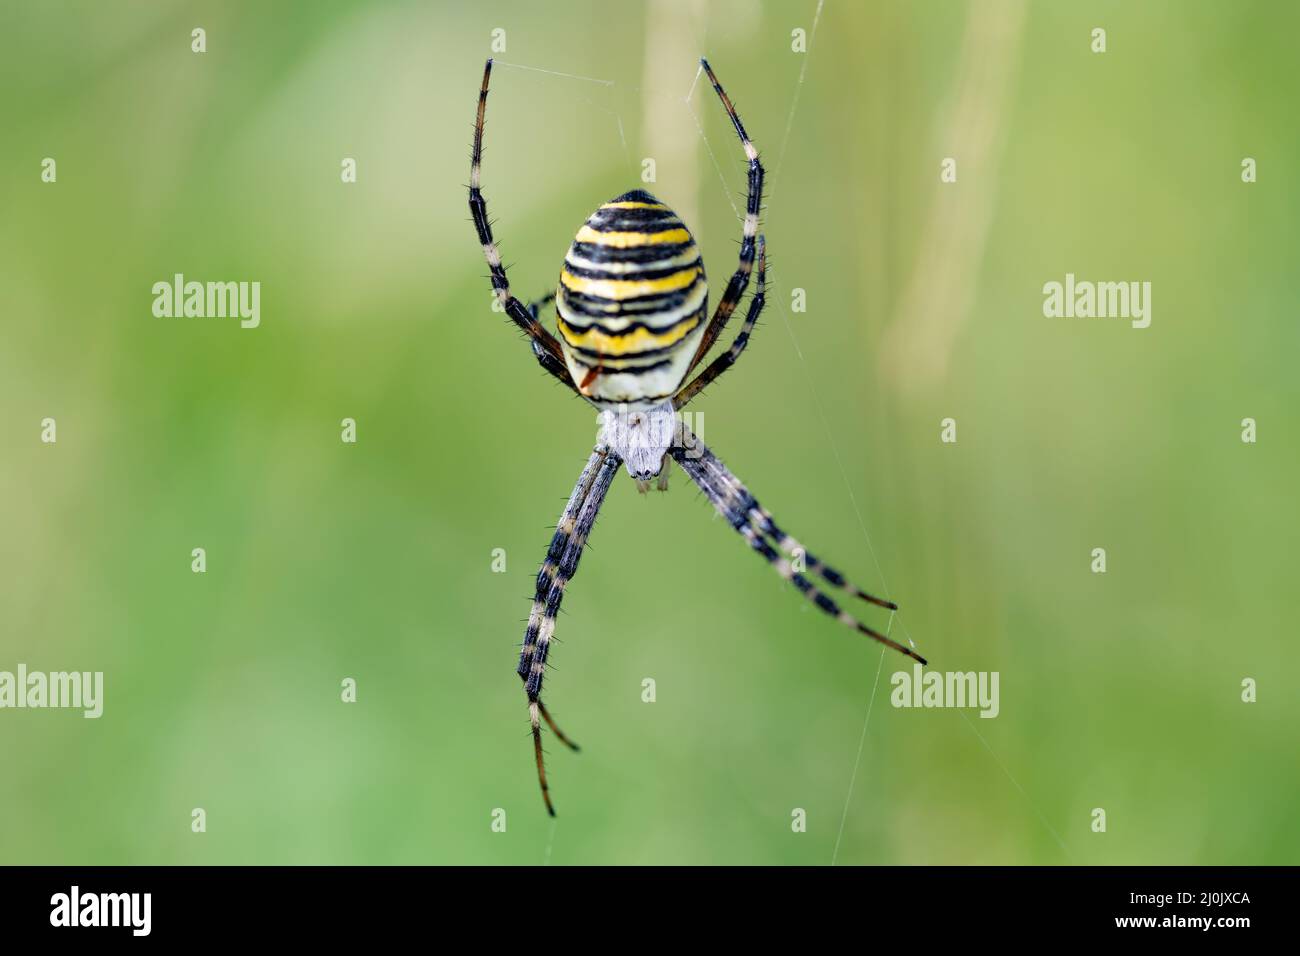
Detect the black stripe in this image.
<box><xmin>581</xmin><ymin>219</ymin><xmax>687</xmax><ymax>237</ymax></box>
<box><xmin>569</xmin><ymin>239</ymin><xmax>696</xmax><ymax>265</ymax></box>
<box><xmin>586</xmin><ymin>206</ymin><xmax>682</xmax><ymax>230</ymax></box>
<box><xmin>558</xmin><ymin>281</ymin><xmax>704</xmax><ymax>317</ymax></box>
<box><xmin>558</xmin><ymin>305</ymin><xmax>704</xmax><ymax>339</ymax></box>
<box><xmin>609</xmin><ymin>188</ymin><xmax>660</xmax><ymax>204</ymax></box>
<box><xmin>569</xmin><ymin>354</ymin><xmax>676</xmax><ymax>375</ymax></box>
<box><xmin>562</xmin><ymin>256</ymin><xmax>702</xmax><ymax>283</ymax></box>
<box><xmin>813</xmin><ymin>592</ymin><xmax>840</xmax><ymax>616</ymax></box>
<box><xmin>746</xmin><ymin>160</ymin><xmax>762</xmax><ymax>217</ymax></box>
<box><xmin>468</xmin><ymin>188</ymin><xmax>491</xmax><ymax>245</ymax></box>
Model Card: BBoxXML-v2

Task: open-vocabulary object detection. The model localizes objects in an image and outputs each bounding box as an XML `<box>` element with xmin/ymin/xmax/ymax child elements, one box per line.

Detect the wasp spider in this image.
<box><xmin>468</xmin><ymin>57</ymin><xmax>927</xmax><ymax>815</ymax></box>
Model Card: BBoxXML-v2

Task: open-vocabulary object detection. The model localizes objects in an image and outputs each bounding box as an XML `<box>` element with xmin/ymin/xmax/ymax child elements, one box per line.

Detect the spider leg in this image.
<box><xmin>519</xmin><ymin>446</ymin><xmax>623</xmax><ymax>814</ymax></box>
<box><xmin>674</xmin><ymin>235</ymin><xmax>765</xmax><ymax>409</ymax></box>
<box><xmin>670</xmin><ymin>427</ymin><xmax>926</xmax><ymax>665</ymax></box>
<box><xmin>518</xmin><ymin>446</ymin><xmax>607</xmax><ymax>684</ymax></box>
<box><xmin>748</xmin><ymin>503</ymin><xmax>898</xmax><ymax>611</ymax></box>
<box><xmin>468</xmin><ymin>59</ymin><xmax>579</xmax><ymax>393</ymax></box>
<box><xmin>699</xmin><ymin>447</ymin><xmax>897</xmax><ymax>611</ymax></box>
<box><xmin>685</xmin><ymin>58</ymin><xmax>765</xmax><ymax>375</ymax></box>
<box><xmin>526</xmin><ymin>291</ymin><xmax>557</xmax><ymax>323</ymax></box>
<box><xmin>656</xmin><ymin>455</ymin><xmax>671</xmax><ymax>492</ymax></box>
<box><xmin>680</xmin><ymin>422</ymin><xmax>895</xmax><ymax>610</ymax></box>
<box><xmin>535</xmin><ymin>699</ymin><xmax>579</xmax><ymax>750</ymax></box>
<box><xmin>516</xmin><ymin>447</ymin><xmax>604</xmax><ymax>810</ymax></box>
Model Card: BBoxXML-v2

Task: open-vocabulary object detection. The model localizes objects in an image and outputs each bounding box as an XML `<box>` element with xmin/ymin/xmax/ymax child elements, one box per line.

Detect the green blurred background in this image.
<box><xmin>2</xmin><ymin>0</ymin><xmax>1297</xmax><ymax>865</ymax></box>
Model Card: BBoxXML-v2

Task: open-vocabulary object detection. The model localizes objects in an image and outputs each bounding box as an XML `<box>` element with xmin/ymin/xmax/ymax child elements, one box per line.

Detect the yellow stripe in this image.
<box><xmin>600</xmin><ymin>201</ymin><xmax>667</xmax><ymax>210</ymax></box>
<box><xmin>574</xmin><ymin>225</ymin><xmax>691</xmax><ymax>248</ymax></box>
<box><xmin>558</xmin><ymin>312</ymin><xmax>701</xmax><ymax>356</ymax></box>
<box><xmin>558</xmin><ymin>279</ymin><xmax>707</xmax><ymax>324</ymax></box>
<box><xmin>560</xmin><ymin>266</ymin><xmax>699</xmax><ymax>300</ymax></box>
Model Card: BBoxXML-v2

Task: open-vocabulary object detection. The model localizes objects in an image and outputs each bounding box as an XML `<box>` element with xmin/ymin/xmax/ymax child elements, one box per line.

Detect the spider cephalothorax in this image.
<box><xmin>467</xmin><ymin>57</ymin><xmax>926</xmax><ymax>815</ymax></box>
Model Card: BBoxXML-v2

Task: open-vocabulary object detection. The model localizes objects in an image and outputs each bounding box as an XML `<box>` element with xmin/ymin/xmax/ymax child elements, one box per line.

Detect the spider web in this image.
<box><xmin>496</xmin><ymin>0</ymin><xmax>1072</xmax><ymax>866</ymax></box>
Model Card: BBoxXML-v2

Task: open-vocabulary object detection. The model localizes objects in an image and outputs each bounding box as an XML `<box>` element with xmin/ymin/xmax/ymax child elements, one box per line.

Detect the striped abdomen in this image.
<box><xmin>556</xmin><ymin>189</ymin><xmax>708</xmax><ymax>407</ymax></box>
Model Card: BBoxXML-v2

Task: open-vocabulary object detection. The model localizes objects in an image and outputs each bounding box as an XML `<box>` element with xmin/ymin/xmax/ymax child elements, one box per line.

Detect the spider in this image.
<box><xmin>468</xmin><ymin>57</ymin><xmax>927</xmax><ymax>815</ymax></box>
